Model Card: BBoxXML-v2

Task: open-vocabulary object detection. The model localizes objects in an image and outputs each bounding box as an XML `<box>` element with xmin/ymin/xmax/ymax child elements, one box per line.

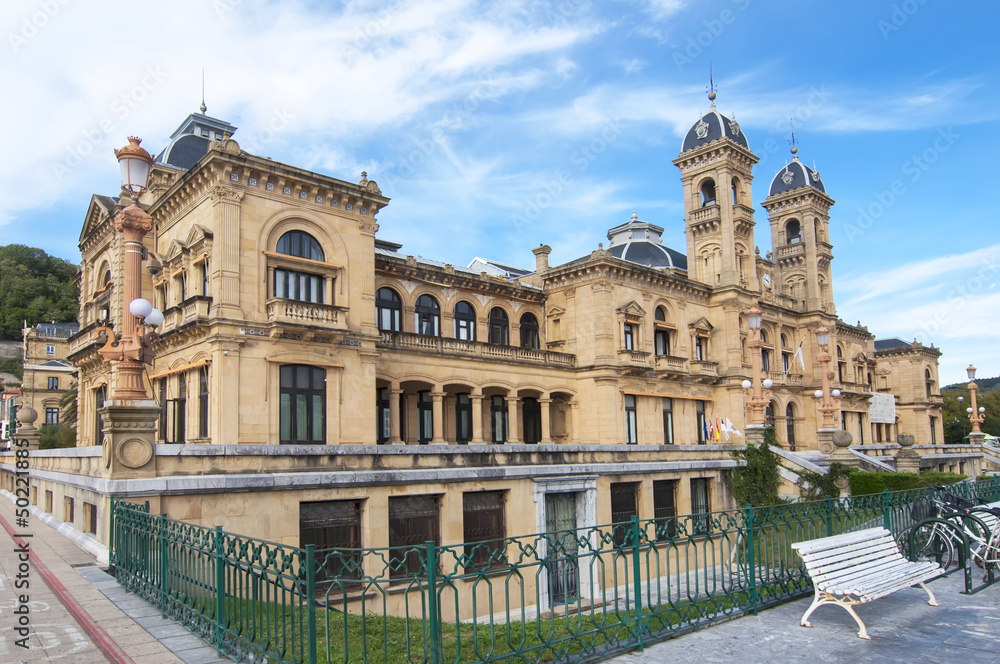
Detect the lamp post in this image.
<box><xmin>742</xmin><ymin>305</ymin><xmax>773</xmax><ymax>438</ymax></box>
<box><xmin>966</xmin><ymin>365</ymin><xmax>986</xmax><ymax>434</ymax></box>
<box><xmin>813</xmin><ymin>325</ymin><xmax>841</xmax><ymax>429</ymax></box>
<box><xmin>94</xmin><ymin>137</ymin><xmax>164</xmax><ymax>401</ymax></box>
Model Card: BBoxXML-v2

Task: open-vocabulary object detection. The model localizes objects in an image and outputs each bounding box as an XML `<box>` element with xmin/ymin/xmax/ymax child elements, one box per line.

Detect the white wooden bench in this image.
<box><xmin>791</xmin><ymin>527</ymin><xmax>944</xmax><ymax>639</ymax></box>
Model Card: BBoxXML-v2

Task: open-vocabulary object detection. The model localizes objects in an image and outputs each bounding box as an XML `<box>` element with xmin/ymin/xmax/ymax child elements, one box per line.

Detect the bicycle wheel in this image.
<box><xmin>897</xmin><ymin>523</ymin><xmax>957</xmax><ymax>570</ymax></box>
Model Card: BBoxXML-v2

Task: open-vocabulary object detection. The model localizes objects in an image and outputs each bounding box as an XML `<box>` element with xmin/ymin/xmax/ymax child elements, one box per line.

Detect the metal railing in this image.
<box><xmin>109</xmin><ymin>477</ymin><xmax>1000</xmax><ymax>664</ymax></box>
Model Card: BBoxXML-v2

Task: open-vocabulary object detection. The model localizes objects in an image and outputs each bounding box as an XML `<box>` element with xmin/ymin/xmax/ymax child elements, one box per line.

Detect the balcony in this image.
<box><xmin>618</xmin><ymin>349</ymin><xmax>652</xmax><ymax>366</ymax></box>
<box><xmin>655</xmin><ymin>355</ymin><xmax>687</xmax><ymax>372</ymax></box>
<box><xmin>690</xmin><ymin>360</ymin><xmax>719</xmax><ymax>380</ymax></box>
<box><xmin>379</xmin><ymin>332</ymin><xmax>576</xmax><ymax>367</ymax></box>
<box><xmin>687</xmin><ymin>204</ymin><xmax>720</xmax><ymax>231</ymax></box>
<box><xmin>775</xmin><ymin>242</ymin><xmax>805</xmax><ymax>265</ymax></box>
<box><xmin>767</xmin><ymin>371</ymin><xmax>803</xmax><ymax>387</ymax></box>
<box><xmin>266</xmin><ymin>298</ymin><xmax>348</xmax><ymax>330</ymax></box>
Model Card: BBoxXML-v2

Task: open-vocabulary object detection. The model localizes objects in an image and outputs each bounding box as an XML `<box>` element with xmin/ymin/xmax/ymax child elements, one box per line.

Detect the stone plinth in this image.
<box><xmin>100</xmin><ymin>400</ymin><xmax>161</xmax><ymax>479</ymax></box>
<box><xmin>829</xmin><ymin>430</ymin><xmax>856</xmax><ymax>466</ymax></box>
<box><xmin>745</xmin><ymin>424</ymin><xmax>767</xmax><ymax>447</ymax></box>
<box><xmin>894</xmin><ymin>432</ymin><xmax>921</xmax><ymax>473</ymax></box>
<box><xmin>15</xmin><ymin>406</ymin><xmax>40</xmax><ymax>451</ymax></box>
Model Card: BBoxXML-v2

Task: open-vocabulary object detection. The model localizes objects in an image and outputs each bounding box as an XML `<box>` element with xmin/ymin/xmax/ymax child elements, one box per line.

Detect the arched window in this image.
<box><xmin>376</xmin><ymin>287</ymin><xmax>401</xmax><ymax>332</ymax></box>
<box><xmin>925</xmin><ymin>368</ymin><xmax>934</xmax><ymax>398</ymax></box>
<box><xmin>454</xmin><ymin>301</ymin><xmax>477</xmax><ymax>341</ymax></box>
<box><xmin>414</xmin><ymin>295</ymin><xmax>440</xmax><ymax>336</ymax></box>
<box><xmin>274</xmin><ymin>230</ymin><xmax>325</xmax><ymax>303</ymax></box>
<box><xmin>786</xmin><ymin>403</ymin><xmax>796</xmax><ymax>448</ymax></box>
<box><xmin>837</xmin><ymin>346</ymin><xmax>845</xmax><ymax>382</ymax></box>
<box><xmin>654</xmin><ymin>306</ymin><xmax>671</xmax><ymax>356</ymax></box>
<box><xmin>279</xmin><ymin>364</ymin><xmax>326</xmax><ymax>444</ymax></box>
<box><xmin>276</xmin><ymin>230</ymin><xmax>325</xmax><ymax>261</ymax></box>
<box><xmin>488</xmin><ymin>307</ymin><xmax>509</xmax><ymax>345</ymax></box>
<box><xmin>519</xmin><ymin>313</ymin><xmax>540</xmax><ymax>349</ymax></box>
<box><xmin>765</xmin><ymin>402</ymin><xmax>775</xmax><ymax>428</ymax></box>
<box><xmin>780</xmin><ymin>333</ymin><xmax>788</xmax><ymax>348</ymax></box>
<box><xmin>700</xmin><ymin>179</ymin><xmax>717</xmax><ymax>207</ymax></box>
<box><xmin>731</xmin><ymin>177</ymin><xmax>740</xmax><ymax>205</ymax></box>
<box><xmin>786</xmin><ymin>219</ymin><xmax>802</xmax><ymax>244</ymax></box>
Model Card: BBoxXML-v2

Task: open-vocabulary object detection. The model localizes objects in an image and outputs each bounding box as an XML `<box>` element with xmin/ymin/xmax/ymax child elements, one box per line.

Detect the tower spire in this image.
<box><xmin>200</xmin><ymin>68</ymin><xmax>207</xmax><ymax>114</ymax></box>
<box><xmin>789</xmin><ymin>117</ymin><xmax>798</xmax><ymax>158</ymax></box>
<box><xmin>708</xmin><ymin>62</ymin><xmax>717</xmax><ymax>106</ymax></box>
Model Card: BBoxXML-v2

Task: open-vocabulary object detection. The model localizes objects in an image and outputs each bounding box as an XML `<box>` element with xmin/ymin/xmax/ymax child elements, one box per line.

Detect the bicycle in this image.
<box><xmin>894</xmin><ymin>489</ymin><xmax>979</xmax><ymax>571</ymax></box>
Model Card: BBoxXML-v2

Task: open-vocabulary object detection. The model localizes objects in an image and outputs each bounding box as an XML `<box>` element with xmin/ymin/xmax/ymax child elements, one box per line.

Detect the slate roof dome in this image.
<box><xmin>155</xmin><ymin>111</ymin><xmax>238</xmax><ymax>170</ymax></box>
<box><xmin>681</xmin><ymin>108</ymin><xmax>749</xmax><ymax>152</ymax></box>
<box><xmin>769</xmin><ymin>157</ymin><xmax>826</xmax><ymax>196</ymax></box>
<box><xmin>607</xmin><ymin>212</ymin><xmax>688</xmax><ymax>271</ymax></box>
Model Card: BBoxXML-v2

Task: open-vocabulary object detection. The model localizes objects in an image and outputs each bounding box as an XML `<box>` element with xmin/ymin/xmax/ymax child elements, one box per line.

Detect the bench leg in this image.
<box><xmin>918</xmin><ymin>581</ymin><xmax>939</xmax><ymax>607</ymax></box>
<box><xmin>800</xmin><ymin>588</ymin><xmax>823</xmax><ymax>628</ymax></box>
<box><xmin>800</xmin><ymin>591</ymin><xmax>870</xmax><ymax>640</ymax></box>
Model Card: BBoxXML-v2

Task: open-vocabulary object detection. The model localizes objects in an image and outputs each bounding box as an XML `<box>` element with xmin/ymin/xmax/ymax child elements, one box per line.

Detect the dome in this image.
<box><xmin>681</xmin><ymin>109</ymin><xmax>749</xmax><ymax>152</ymax></box>
<box><xmin>157</xmin><ymin>134</ymin><xmax>212</xmax><ymax>170</ymax></box>
<box><xmin>607</xmin><ymin>212</ymin><xmax>688</xmax><ymax>271</ymax></box>
<box><xmin>769</xmin><ymin>158</ymin><xmax>825</xmax><ymax>196</ymax></box>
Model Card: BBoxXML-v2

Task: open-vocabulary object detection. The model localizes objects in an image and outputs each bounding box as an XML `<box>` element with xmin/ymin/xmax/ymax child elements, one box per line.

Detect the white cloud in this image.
<box><xmin>645</xmin><ymin>0</ymin><xmax>685</xmax><ymax>21</ymax></box>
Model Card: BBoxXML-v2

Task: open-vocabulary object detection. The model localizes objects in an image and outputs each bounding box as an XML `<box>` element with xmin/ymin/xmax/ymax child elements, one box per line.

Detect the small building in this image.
<box><xmin>20</xmin><ymin>322</ymin><xmax>78</xmax><ymax>430</ymax></box>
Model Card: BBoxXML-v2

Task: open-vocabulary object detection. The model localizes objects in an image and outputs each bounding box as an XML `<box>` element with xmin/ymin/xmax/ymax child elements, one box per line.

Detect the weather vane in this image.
<box><xmin>789</xmin><ymin>117</ymin><xmax>798</xmax><ymax>157</ymax></box>
<box><xmin>707</xmin><ymin>63</ymin><xmax>717</xmax><ymax>105</ymax></box>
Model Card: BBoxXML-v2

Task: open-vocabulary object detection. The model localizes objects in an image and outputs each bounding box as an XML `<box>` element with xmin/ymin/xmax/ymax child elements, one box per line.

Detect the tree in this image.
<box><xmin>60</xmin><ymin>382</ymin><xmax>78</xmax><ymax>427</ymax></box>
<box><xmin>38</xmin><ymin>424</ymin><xmax>76</xmax><ymax>449</ymax></box>
<box><xmin>729</xmin><ymin>426</ymin><xmax>783</xmax><ymax>506</ymax></box>
<box><xmin>0</xmin><ymin>245</ymin><xmax>79</xmax><ymax>340</ymax></box>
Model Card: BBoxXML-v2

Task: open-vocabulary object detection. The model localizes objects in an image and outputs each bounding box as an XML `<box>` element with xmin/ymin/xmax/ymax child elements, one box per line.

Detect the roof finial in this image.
<box><xmin>789</xmin><ymin>117</ymin><xmax>798</xmax><ymax>158</ymax></box>
<box><xmin>707</xmin><ymin>62</ymin><xmax>717</xmax><ymax>106</ymax></box>
<box><xmin>630</xmin><ymin>211</ymin><xmax>638</xmax><ymax>221</ymax></box>
<box><xmin>200</xmin><ymin>68</ymin><xmax>207</xmax><ymax>114</ymax></box>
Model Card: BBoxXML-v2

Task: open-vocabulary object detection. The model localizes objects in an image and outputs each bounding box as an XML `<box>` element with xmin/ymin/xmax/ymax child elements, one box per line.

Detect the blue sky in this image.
<box><xmin>1</xmin><ymin>0</ymin><xmax>997</xmax><ymax>385</ymax></box>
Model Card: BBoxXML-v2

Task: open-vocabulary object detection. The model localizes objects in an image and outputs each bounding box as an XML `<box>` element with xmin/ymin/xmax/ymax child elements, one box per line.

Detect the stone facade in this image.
<box><xmin>19</xmin><ymin>322</ymin><xmax>78</xmax><ymax>430</ymax></box>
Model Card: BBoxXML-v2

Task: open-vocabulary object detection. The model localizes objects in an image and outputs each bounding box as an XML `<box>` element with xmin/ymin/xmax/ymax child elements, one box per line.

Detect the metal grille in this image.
<box><xmin>463</xmin><ymin>491</ymin><xmax>506</xmax><ymax>569</ymax></box>
<box><xmin>301</xmin><ymin>500</ymin><xmax>362</xmax><ymax>582</ymax></box>
<box><xmin>690</xmin><ymin>478</ymin><xmax>711</xmax><ymax>534</ymax></box>
<box><xmin>610</xmin><ymin>483</ymin><xmax>638</xmax><ymax>547</ymax></box>
<box><xmin>653</xmin><ymin>479</ymin><xmax>677</xmax><ymax>540</ymax></box>
<box><xmin>389</xmin><ymin>495</ymin><xmax>439</xmax><ymax>578</ymax></box>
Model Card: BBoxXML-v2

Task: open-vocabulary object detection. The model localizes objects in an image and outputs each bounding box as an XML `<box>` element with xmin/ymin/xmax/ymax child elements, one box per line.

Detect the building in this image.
<box><xmin>20</xmin><ymin>322</ymin><xmax>78</xmax><ymax>430</ymax></box>
<box><xmin>5</xmin><ymin>91</ymin><xmax>976</xmax><ymax>615</ymax></box>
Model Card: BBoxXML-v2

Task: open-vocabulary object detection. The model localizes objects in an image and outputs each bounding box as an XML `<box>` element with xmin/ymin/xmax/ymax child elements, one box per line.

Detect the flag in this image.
<box><xmin>702</xmin><ymin>417</ymin><xmax>710</xmax><ymax>442</ymax></box>
<box><xmin>723</xmin><ymin>417</ymin><xmax>744</xmax><ymax>438</ymax></box>
<box><xmin>715</xmin><ymin>418</ymin><xmax>722</xmax><ymax>441</ymax></box>
<box><xmin>793</xmin><ymin>341</ymin><xmax>806</xmax><ymax>371</ymax></box>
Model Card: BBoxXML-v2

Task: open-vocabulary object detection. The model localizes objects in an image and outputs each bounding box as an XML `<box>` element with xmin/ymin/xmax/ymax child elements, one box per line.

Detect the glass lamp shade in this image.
<box><xmin>980</xmin><ymin>407</ymin><xmax>987</xmax><ymax>413</ymax></box>
<box><xmin>957</xmin><ymin>396</ymin><xmax>964</xmax><ymax>402</ymax></box>
<box><xmin>747</xmin><ymin>305</ymin><xmax>762</xmax><ymax>330</ymax></box>
<box><xmin>115</xmin><ymin>137</ymin><xmax>153</xmax><ymax>195</ymax></box>
<box><xmin>741</xmin><ymin>380</ymin><xmax>752</xmax><ymax>389</ymax></box>
<box><xmin>967</xmin><ymin>364</ymin><xmax>977</xmax><ymax>380</ymax></box>
<box><xmin>145</xmin><ymin>308</ymin><xmax>164</xmax><ymax>327</ymax></box>
<box><xmin>967</xmin><ymin>407</ymin><xmax>974</xmax><ymax>414</ymax></box>
<box><xmin>831</xmin><ymin>389</ymin><xmax>841</xmax><ymax>397</ymax></box>
<box><xmin>814</xmin><ymin>390</ymin><xmax>824</xmax><ymax>398</ymax></box>
<box><xmin>815</xmin><ymin>326</ymin><xmax>830</xmax><ymax>347</ymax></box>
<box><xmin>762</xmin><ymin>379</ymin><xmax>773</xmax><ymax>389</ymax></box>
<box><xmin>129</xmin><ymin>298</ymin><xmax>153</xmax><ymax>318</ymax></box>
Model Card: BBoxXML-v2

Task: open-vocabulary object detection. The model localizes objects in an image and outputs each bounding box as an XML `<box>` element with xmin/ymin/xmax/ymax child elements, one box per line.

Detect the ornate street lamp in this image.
<box><xmin>966</xmin><ymin>364</ymin><xmax>986</xmax><ymax>434</ymax></box>
<box><xmin>743</xmin><ymin>304</ymin><xmax>773</xmax><ymax>426</ymax></box>
<box><xmin>813</xmin><ymin>325</ymin><xmax>841</xmax><ymax>429</ymax></box>
<box><xmin>94</xmin><ymin>137</ymin><xmax>163</xmax><ymax>400</ymax></box>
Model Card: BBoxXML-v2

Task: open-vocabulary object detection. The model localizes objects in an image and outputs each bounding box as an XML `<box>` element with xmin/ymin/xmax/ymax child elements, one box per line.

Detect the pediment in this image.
<box><xmin>162</xmin><ymin>239</ymin><xmax>185</xmax><ymax>262</ymax></box>
<box><xmin>79</xmin><ymin>195</ymin><xmax>116</xmax><ymax>243</ymax></box>
<box><xmin>616</xmin><ymin>300</ymin><xmax>646</xmax><ymax>318</ymax></box>
<box><xmin>688</xmin><ymin>316</ymin><xmax>714</xmax><ymax>332</ymax></box>
<box><xmin>546</xmin><ymin>305</ymin><xmax>566</xmax><ymax>317</ymax></box>
<box><xmin>183</xmin><ymin>223</ymin><xmax>213</xmax><ymax>247</ymax></box>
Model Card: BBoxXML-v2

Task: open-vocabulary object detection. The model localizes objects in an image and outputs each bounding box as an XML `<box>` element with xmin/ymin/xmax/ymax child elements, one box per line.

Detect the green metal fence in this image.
<box><xmin>109</xmin><ymin>477</ymin><xmax>1000</xmax><ymax>664</ymax></box>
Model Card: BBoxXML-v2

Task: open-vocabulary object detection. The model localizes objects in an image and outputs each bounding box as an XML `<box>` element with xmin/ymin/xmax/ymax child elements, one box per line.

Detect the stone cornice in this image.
<box><xmin>375</xmin><ymin>256</ymin><xmax>545</xmax><ymax>304</ymax></box>
<box><xmin>762</xmin><ymin>186</ymin><xmax>835</xmax><ymax>212</ymax></box>
<box><xmin>672</xmin><ymin>137</ymin><xmax>759</xmax><ymax>170</ymax></box>
<box><xmin>544</xmin><ymin>255</ymin><xmax>709</xmax><ymax>303</ymax></box>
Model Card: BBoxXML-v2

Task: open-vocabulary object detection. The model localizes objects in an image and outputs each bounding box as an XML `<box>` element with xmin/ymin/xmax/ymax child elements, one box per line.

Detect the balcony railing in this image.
<box><xmin>655</xmin><ymin>355</ymin><xmax>687</xmax><ymax>372</ymax></box>
<box><xmin>775</xmin><ymin>243</ymin><xmax>805</xmax><ymax>261</ymax></box>
<box><xmin>379</xmin><ymin>331</ymin><xmax>576</xmax><ymax>367</ymax></box>
<box><xmin>768</xmin><ymin>371</ymin><xmax>804</xmax><ymax>386</ymax></box>
<box><xmin>618</xmin><ymin>349</ymin><xmax>651</xmax><ymax>366</ymax></box>
<box><xmin>690</xmin><ymin>360</ymin><xmax>719</xmax><ymax>377</ymax></box>
<box><xmin>266</xmin><ymin>298</ymin><xmax>347</xmax><ymax>328</ymax></box>
<box><xmin>687</xmin><ymin>204</ymin><xmax>720</xmax><ymax>226</ymax></box>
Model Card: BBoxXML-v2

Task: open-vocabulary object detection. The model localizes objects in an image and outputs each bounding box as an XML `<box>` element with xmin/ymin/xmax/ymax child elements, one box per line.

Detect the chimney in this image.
<box><xmin>532</xmin><ymin>244</ymin><xmax>552</xmax><ymax>274</ymax></box>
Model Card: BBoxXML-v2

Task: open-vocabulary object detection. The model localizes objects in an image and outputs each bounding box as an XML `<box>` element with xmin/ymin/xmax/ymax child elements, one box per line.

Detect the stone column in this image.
<box><xmin>507</xmin><ymin>396</ymin><xmax>520</xmax><ymax>443</ymax></box>
<box><xmin>894</xmin><ymin>433</ymin><xmax>922</xmax><ymax>473</ymax></box>
<box><xmin>388</xmin><ymin>388</ymin><xmax>403</xmax><ymax>444</ymax></box>
<box><xmin>470</xmin><ymin>394</ymin><xmax>485</xmax><ymax>444</ymax></box>
<box><xmin>540</xmin><ymin>398</ymin><xmax>553</xmax><ymax>444</ymax></box>
<box><xmin>430</xmin><ymin>391</ymin><xmax>446</xmax><ymax>444</ymax></box>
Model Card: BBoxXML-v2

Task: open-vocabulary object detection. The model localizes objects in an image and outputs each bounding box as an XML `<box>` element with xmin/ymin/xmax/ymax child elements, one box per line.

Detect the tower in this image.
<box><xmin>673</xmin><ymin>90</ymin><xmax>759</xmax><ymax>290</ymax></box>
<box><xmin>761</xmin><ymin>145</ymin><xmax>835</xmax><ymax>313</ymax></box>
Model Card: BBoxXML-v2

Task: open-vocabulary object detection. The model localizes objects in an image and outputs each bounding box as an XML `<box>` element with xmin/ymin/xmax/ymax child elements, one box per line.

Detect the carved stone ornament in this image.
<box><xmin>695</xmin><ymin>119</ymin><xmax>709</xmax><ymax>139</ymax></box>
<box><xmin>358</xmin><ymin>171</ymin><xmax>382</xmax><ymax>195</ymax></box>
<box><xmin>211</xmin><ymin>137</ymin><xmax>242</xmax><ymax>154</ymax></box>
<box><xmin>358</xmin><ymin>220</ymin><xmax>378</xmax><ymax>233</ymax></box>
<box><xmin>781</xmin><ymin>168</ymin><xmax>795</xmax><ymax>186</ymax></box>
<box><xmin>728</xmin><ymin>120</ymin><xmax>741</xmax><ymax>137</ymax></box>
<box><xmin>113</xmin><ymin>204</ymin><xmax>153</xmax><ymax>234</ymax></box>
<box><xmin>812</xmin><ymin>169</ymin><xmax>821</xmax><ymax>181</ymax></box>
<box><xmin>115</xmin><ymin>437</ymin><xmax>154</xmax><ymax>468</ymax></box>
<box><xmin>209</xmin><ymin>185</ymin><xmax>245</xmax><ymax>204</ymax></box>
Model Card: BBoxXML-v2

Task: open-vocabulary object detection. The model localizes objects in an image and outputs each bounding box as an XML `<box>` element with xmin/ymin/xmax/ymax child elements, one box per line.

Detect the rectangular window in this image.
<box><xmin>275</xmin><ymin>268</ymin><xmax>324</xmax><ymax>304</ymax></box>
<box><xmin>48</xmin><ymin>377</ymin><xmax>58</xmax><ymax>390</ymax></box>
<box><xmin>45</xmin><ymin>407</ymin><xmax>59</xmax><ymax>425</ymax></box>
<box><xmin>782</xmin><ymin>353</ymin><xmax>790</xmax><ymax>373</ymax></box>
<box><xmin>652</xmin><ymin>480</ymin><xmax>677</xmax><ymax>540</ymax></box>
<box><xmin>300</xmin><ymin>500</ymin><xmax>362</xmax><ymax>584</ymax></box>
<box><xmin>45</xmin><ymin>490</ymin><xmax>52</xmax><ymax>513</ymax></box>
<box><xmin>930</xmin><ymin>416</ymin><xmax>937</xmax><ymax>445</ymax></box>
<box><xmin>175</xmin><ymin>372</ymin><xmax>187</xmax><ymax>444</ymax></box>
<box><xmin>624</xmin><ymin>395</ymin><xmax>637</xmax><ymax>444</ymax></box>
<box><xmin>490</xmin><ymin>395</ymin><xmax>507</xmax><ymax>443</ymax></box>
<box><xmin>610</xmin><ymin>482</ymin><xmax>639</xmax><ymax>548</ymax></box>
<box><xmin>463</xmin><ymin>491</ymin><xmax>507</xmax><ymax>570</ymax></box>
<box><xmin>690</xmin><ymin>478</ymin><xmax>711</xmax><ymax>534</ymax></box>
<box><xmin>158</xmin><ymin>380</ymin><xmax>167</xmax><ymax>440</ymax></box>
<box><xmin>198</xmin><ymin>366</ymin><xmax>209</xmax><ymax>438</ymax></box>
<box><xmin>377</xmin><ymin>388</ymin><xmax>391</xmax><ymax>444</ymax></box>
<box><xmin>389</xmin><ymin>495</ymin><xmax>440</xmax><ymax>579</ymax></box>
<box><xmin>455</xmin><ymin>393</ymin><xmax>472</xmax><ymax>444</ymax></box>
<box><xmin>203</xmin><ymin>259</ymin><xmax>210</xmax><ymax>296</ymax></box>
<box><xmin>694</xmin><ymin>336</ymin><xmax>706</xmax><ymax>361</ymax></box>
<box><xmin>64</xmin><ymin>497</ymin><xmax>74</xmax><ymax>524</ymax></box>
<box><xmin>46</xmin><ymin>344</ymin><xmax>55</xmax><ymax>355</ymax></box>
<box><xmin>654</xmin><ymin>329</ymin><xmax>670</xmax><ymax>356</ymax></box>
<box><xmin>279</xmin><ymin>365</ymin><xmax>326</xmax><ymax>444</ymax></box>
<box><xmin>623</xmin><ymin>324</ymin><xmax>634</xmax><ymax>351</ymax></box>
<box><xmin>696</xmin><ymin>400</ymin><xmax>707</xmax><ymax>444</ymax></box>
<box><xmin>418</xmin><ymin>391</ymin><xmax>434</xmax><ymax>444</ymax></box>
<box><xmin>662</xmin><ymin>398</ymin><xmax>674</xmax><ymax>445</ymax></box>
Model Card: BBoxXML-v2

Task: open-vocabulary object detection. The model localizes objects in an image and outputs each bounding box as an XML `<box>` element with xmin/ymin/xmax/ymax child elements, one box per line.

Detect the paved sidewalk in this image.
<box><xmin>613</xmin><ymin>572</ymin><xmax>1000</xmax><ymax>664</ymax></box>
<box><xmin>0</xmin><ymin>493</ymin><xmax>228</xmax><ymax>664</ymax></box>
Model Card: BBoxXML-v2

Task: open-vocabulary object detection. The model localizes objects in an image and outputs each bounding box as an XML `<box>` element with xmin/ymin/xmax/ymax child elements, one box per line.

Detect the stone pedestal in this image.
<box><xmin>829</xmin><ymin>430</ymin><xmax>856</xmax><ymax>466</ymax></box>
<box><xmin>15</xmin><ymin>407</ymin><xmax>40</xmax><ymax>451</ymax></box>
<box><xmin>817</xmin><ymin>428</ymin><xmax>839</xmax><ymax>456</ymax></box>
<box><xmin>968</xmin><ymin>432</ymin><xmax>986</xmax><ymax>447</ymax></box>
<box><xmin>100</xmin><ymin>400</ymin><xmax>161</xmax><ymax>479</ymax></box>
<box><xmin>894</xmin><ymin>432</ymin><xmax>921</xmax><ymax>474</ymax></box>
<box><xmin>745</xmin><ymin>424</ymin><xmax>767</xmax><ymax>447</ymax></box>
